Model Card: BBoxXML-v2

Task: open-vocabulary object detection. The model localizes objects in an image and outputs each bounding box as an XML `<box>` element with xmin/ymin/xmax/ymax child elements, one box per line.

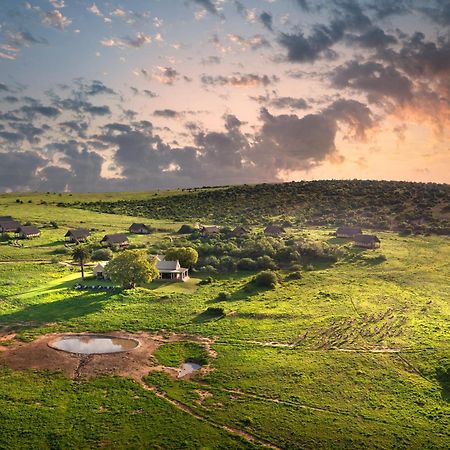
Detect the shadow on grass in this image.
<box><xmin>436</xmin><ymin>368</ymin><xmax>450</xmax><ymax>403</ymax></box>
<box><xmin>192</xmin><ymin>307</ymin><xmax>225</xmax><ymax>323</ymax></box>
<box><xmin>0</xmin><ymin>291</ymin><xmax>113</xmax><ymax>332</ymax></box>
<box><xmin>206</xmin><ymin>283</ymin><xmax>265</xmax><ymax>304</ymax></box>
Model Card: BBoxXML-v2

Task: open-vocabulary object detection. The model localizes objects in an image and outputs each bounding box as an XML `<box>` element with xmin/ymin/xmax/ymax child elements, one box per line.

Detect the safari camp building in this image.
<box><xmin>101</xmin><ymin>234</ymin><xmax>129</xmax><ymax>247</ymax></box>
<box><xmin>0</xmin><ymin>220</ymin><xmax>21</xmax><ymax>233</ymax></box>
<box><xmin>353</xmin><ymin>234</ymin><xmax>381</xmax><ymax>249</ymax></box>
<box><xmin>17</xmin><ymin>225</ymin><xmax>40</xmax><ymax>239</ymax></box>
<box><xmin>336</xmin><ymin>226</ymin><xmax>363</xmax><ymax>238</ymax></box>
<box><xmin>65</xmin><ymin>228</ymin><xmax>91</xmax><ymax>243</ymax></box>
<box><xmin>155</xmin><ymin>255</ymin><xmax>189</xmax><ymax>281</ymax></box>
<box><xmin>129</xmin><ymin>223</ymin><xmax>152</xmax><ymax>234</ymax></box>
<box><xmin>264</xmin><ymin>225</ymin><xmax>284</xmax><ymax>237</ymax></box>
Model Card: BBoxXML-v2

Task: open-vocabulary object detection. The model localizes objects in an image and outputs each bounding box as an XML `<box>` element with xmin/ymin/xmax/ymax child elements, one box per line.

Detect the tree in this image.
<box><xmin>105</xmin><ymin>250</ymin><xmax>159</xmax><ymax>289</ymax></box>
<box><xmin>165</xmin><ymin>247</ymin><xmax>198</xmax><ymax>269</ymax></box>
<box><xmin>72</xmin><ymin>245</ymin><xmax>92</xmax><ymax>280</ymax></box>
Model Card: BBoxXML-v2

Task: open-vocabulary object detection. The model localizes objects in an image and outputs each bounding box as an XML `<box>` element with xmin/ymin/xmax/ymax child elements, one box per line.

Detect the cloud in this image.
<box><xmin>188</xmin><ymin>0</ymin><xmax>222</xmax><ymax>17</ymax></box>
<box><xmin>87</xmin><ymin>3</ymin><xmax>102</xmax><ymax>16</ymax></box>
<box><xmin>278</xmin><ymin>20</ymin><xmax>345</xmax><ymax>63</ymax></box>
<box><xmin>227</xmin><ymin>34</ymin><xmax>271</xmax><ymax>50</ymax></box>
<box><xmin>153</xmin><ymin>109</ymin><xmax>184</xmax><ymax>119</ymax></box>
<box><xmin>0</xmin><ymin>151</ymin><xmax>46</xmax><ymax>191</ymax></box>
<box><xmin>259</xmin><ymin>11</ymin><xmax>273</xmax><ymax>31</ymax></box>
<box><xmin>331</xmin><ymin>60</ymin><xmax>413</xmax><ymax>104</ymax></box>
<box><xmin>42</xmin><ymin>10</ymin><xmax>72</xmax><ymax>29</ymax></box>
<box><xmin>347</xmin><ymin>26</ymin><xmax>397</xmax><ymax>49</ymax></box>
<box><xmin>269</xmin><ymin>97</ymin><xmax>309</xmax><ymax>110</ymax></box>
<box><xmin>201</xmin><ymin>55</ymin><xmax>221</xmax><ymax>65</ymax></box>
<box><xmin>151</xmin><ymin>66</ymin><xmax>181</xmax><ymax>85</ymax></box>
<box><xmin>101</xmin><ymin>32</ymin><xmax>152</xmax><ymax>49</ymax></box>
<box><xmin>201</xmin><ymin>73</ymin><xmax>279</xmax><ymax>87</ymax></box>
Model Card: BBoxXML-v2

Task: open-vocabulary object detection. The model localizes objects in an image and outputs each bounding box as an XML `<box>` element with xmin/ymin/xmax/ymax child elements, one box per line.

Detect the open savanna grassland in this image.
<box><xmin>0</xmin><ymin>188</ymin><xmax>449</xmax><ymax>449</ymax></box>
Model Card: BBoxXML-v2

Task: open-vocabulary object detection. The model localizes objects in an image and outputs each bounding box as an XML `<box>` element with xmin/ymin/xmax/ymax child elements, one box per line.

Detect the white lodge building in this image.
<box><xmin>155</xmin><ymin>255</ymin><xmax>189</xmax><ymax>281</ymax></box>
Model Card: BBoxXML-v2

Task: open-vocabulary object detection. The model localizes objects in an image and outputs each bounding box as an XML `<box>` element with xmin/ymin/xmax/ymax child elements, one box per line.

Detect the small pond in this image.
<box><xmin>178</xmin><ymin>362</ymin><xmax>202</xmax><ymax>378</ymax></box>
<box><xmin>50</xmin><ymin>335</ymin><xmax>139</xmax><ymax>355</ymax></box>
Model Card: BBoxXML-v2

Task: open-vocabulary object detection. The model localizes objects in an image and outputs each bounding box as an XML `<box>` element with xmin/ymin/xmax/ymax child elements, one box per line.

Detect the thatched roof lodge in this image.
<box><xmin>353</xmin><ymin>234</ymin><xmax>380</xmax><ymax>249</ymax></box>
<box><xmin>65</xmin><ymin>228</ymin><xmax>91</xmax><ymax>243</ymax></box>
<box><xmin>232</xmin><ymin>226</ymin><xmax>249</xmax><ymax>237</ymax></box>
<box><xmin>336</xmin><ymin>226</ymin><xmax>362</xmax><ymax>238</ymax></box>
<box><xmin>201</xmin><ymin>225</ymin><xmax>220</xmax><ymax>236</ymax></box>
<box><xmin>0</xmin><ymin>220</ymin><xmax>21</xmax><ymax>233</ymax></box>
<box><xmin>17</xmin><ymin>226</ymin><xmax>40</xmax><ymax>239</ymax></box>
<box><xmin>264</xmin><ymin>225</ymin><xmax>284</xmax><ymax>237</ymax></box>
<box><xmin>128</xmin><ymin>223</ymin><xmax>151</xmax><ymax>234</ymax></box>
<box><xmin>101</xmin><ymin>233</ymin><xmax>129</xmax><ymax>247</ymax></box>
<box><xmin>0</xmin><ymin>216</ymin><xmax>13</xmax><ymax>221</ymax></box>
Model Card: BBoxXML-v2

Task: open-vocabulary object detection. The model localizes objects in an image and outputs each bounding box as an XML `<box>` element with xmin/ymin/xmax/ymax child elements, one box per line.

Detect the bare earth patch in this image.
<box><xmin>0</xmin><ymin>331</ymin><xmax>215</xmax><ymax>382</ymax></box>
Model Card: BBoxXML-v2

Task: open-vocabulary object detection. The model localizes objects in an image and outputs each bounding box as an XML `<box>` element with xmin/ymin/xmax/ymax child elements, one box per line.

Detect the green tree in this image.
<box><xmin>105</xmin><ymin>250</ymin><xmax>159</xmax><ymax>289</ymax></box>
<box><xmin>72</xmin><ymin>245</ymin><xmax>92</xmax><ymax>280</ymax></box>
<box><xmin>165</xmin><ymin>247</ymin><xmax>198</xmax><ymax>269</ymax></box>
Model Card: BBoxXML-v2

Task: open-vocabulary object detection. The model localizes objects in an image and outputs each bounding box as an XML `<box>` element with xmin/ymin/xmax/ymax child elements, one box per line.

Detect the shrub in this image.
<box><xmin>253</xmin><ymin>270</ymin><xmax>280</xmax><ymax>289</ymax></box>
<box><xmin>199</xmin><ymin>276</ymin><xmax>215</xmax><ymax>285</ymax></box>
<box><xmin>178</xmin><ymin>224</ymin><xmax>197</xmax><ymax>234</ymax></box>
<box><xmin>200</xmin><ymin>265</ymin><xmax>218</xmax><ymax>274</ymax></box>
<box><xmin>216</xmin><ymin>291</ymin><xmax>231</xmax><ymax>301</ymax></box>
<box><xmin>256</xmin><ymin>255</ymin><xmax>277</xmax><ymax>270</ymax></box>
<box><xmin>92</xmin><ymin>248</ymin><xmax>114</xmax><ymax>261</ymax></box>
<box><xmin>285</xmin><ymin>271</ymin><xmax>302</xmax><ymax>281</ymax></box>
<box><xmin>237</xmin><ymin>257</ymin><xmax>257</xmax><ymax>271</ymax></box>
<box><xmin>50</xmin><ymin>221</ymin><xmax>59</xmax><ymax>229</ymax></box>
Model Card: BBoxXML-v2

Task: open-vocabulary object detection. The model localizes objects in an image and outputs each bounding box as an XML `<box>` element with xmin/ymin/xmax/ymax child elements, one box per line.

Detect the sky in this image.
<box><xmin>0</xmin><ymin>0</ymin><xmax>449</xmax><ymax>192</ymax></box>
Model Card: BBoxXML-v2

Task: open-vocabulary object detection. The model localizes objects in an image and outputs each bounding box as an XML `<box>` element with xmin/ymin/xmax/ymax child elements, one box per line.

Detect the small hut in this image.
<box><xmin>336</xmin><ymin>226</ymin><xmax>362</xmax><ymax>238</ymax></box>
<box><xmin>232</xmin><ymin>226</ymin><xmax>249</xmax><ymax>237</ymax></box>
<box><xmin>93</xmin><ymin>261</ymin><xmax>109</xmax><ymax>279</ymax></box>
<box><xmin>264</xmin><ymin>225</ymin><xmax>284</xmax><ymax>237</ymax></box>
<box><xmin>155</xmin><ymin>255</ymin><xmax>189</xmax><ymax>281</ymax></box>
<box><xmin>101</xmin><ymin>234</ymin><xmax>129</xmax><ymax>247</ymax></box>
<box><xmin>201</xmin><ymin>225</ymin><xmax>220</xmax><ymax>236</ymax></box>
<box><xmin>128</xmin><ymin>223</ymin><xmax>152</xmax><ymax>234</ymax></box>
<box><xmin>65</xmin><ymin>228</ymin><xmax>91</xmax><ymax>243</ymax></box>
<box><xmin>17</xmin><ymin>225</ymin><xmax>40</xmax><ymax>239</ymax></box>
<box><xmin>353</xmin><ymin>234</ymin><xmax>380</xmax><ymax>249</ymax></box>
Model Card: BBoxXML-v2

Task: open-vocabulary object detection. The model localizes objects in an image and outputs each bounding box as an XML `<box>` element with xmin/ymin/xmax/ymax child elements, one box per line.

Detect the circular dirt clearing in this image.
<box><xmin>49</xmin><ymin>334</ymin><xmax>139</xmax><ymax>355</ymax></box>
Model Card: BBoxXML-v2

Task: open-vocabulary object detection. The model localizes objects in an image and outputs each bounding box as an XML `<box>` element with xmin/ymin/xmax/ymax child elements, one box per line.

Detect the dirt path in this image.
<box><xmin>141</xmin><ymin>383</ymin><xmax>280</xmax><ymax>449</ymax></box>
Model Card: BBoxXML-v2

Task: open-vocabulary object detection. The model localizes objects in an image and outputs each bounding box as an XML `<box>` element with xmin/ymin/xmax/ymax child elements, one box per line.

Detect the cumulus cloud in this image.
<box><xmin>42</xmin><ymin>10</ymin><xmax>72</xmax><ymax>29</ymax></box>
<box><xmin>101</xmin><ymin>32</ymin><xmax>152</xmax><ymax>49</ymax></box>
<box><xmin>201</xmin><ymin>73</ymin><xmax>279</xmax><ymax>87</ymax></box>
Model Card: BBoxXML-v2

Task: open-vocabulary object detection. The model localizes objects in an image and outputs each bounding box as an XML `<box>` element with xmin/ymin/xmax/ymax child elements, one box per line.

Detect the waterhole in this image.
<box><xmin>49</xmin><ymin>335</ymin><xmax>139</xmax><ymax>355</ymax></box>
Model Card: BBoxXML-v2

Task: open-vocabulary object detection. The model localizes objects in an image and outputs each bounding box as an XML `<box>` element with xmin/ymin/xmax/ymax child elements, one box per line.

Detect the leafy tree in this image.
<box><xmin>91</xmin><ymin>248</ymin><xmax>114</xmax><ymax>261</ymax></box>
<box><xmin>72</xmin><ymin>245</ymin><xmax>92</xmax><ymax>280</ymax></box>
<box><xmin>105</xmin><ymin>250</ymin><xmax>159</xmax><ymax>289</ymax></box>
<box><xmin>165</xmin><ymin>247</ymin><xmax>198</xmax><ymax>268</ymax></box>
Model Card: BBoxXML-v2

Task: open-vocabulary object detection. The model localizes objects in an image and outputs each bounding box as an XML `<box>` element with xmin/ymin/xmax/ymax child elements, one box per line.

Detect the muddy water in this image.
<box><xmin>178</xmin><ymin>362</ymin><xmax>202</xmax><ymax>378</ymax></box>
<box><xmin>50</xmin><ymin>335</ymin><xmax>139</xmax><ymax>355</ymax></box>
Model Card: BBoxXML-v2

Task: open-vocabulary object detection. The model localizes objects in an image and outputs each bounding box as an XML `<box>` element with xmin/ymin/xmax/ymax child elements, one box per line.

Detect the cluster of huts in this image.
<box><xmin>0</xmin><ymin>216</ymin><xmax>40</xmax><ymax>239</ymax></box>
<box><xmin>335</xmin><ymin>227</ymin><xmax>380</xmax><ymax>249</ymax></box>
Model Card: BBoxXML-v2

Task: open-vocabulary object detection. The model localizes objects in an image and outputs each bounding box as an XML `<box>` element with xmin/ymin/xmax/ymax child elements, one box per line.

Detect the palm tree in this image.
<box><xmin>72</xmin><ymin>245</ymin><xmax>92</xmax><ymax>280</ymax></box>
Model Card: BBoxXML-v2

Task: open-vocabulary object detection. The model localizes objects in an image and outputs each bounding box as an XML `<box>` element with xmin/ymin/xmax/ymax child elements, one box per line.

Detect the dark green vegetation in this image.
<box><xmin>0</xmin><ymin>182</ymin><xmax>449</xmax><ymax>449</ymax></box>
<box><xmin>72</xmin><ymin>180</ymin><xmax>450</xmax><ymax>235</ymax></box>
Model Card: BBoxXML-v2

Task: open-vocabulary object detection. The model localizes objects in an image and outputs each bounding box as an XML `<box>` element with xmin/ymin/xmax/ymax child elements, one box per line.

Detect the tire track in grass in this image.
<box><xmin>140</xmin><ymin>382</ymin><xmax>280</xmax><ymax>449</ymax></box>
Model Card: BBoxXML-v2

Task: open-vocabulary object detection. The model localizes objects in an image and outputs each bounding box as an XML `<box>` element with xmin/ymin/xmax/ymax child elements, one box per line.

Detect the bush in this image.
<box><xmin>285</xmin><ymin>270</ymin><xmax>302</xmax><ymax>281</ymax></box>
<box><xmin>253</xmin><ymin>270</ymin><xmax>280</xmax><ymax>289</ymax></box>
<box><xmin>216</xmin><ymin>291</ymin><xmax>231</xmax><ymax>301</ymax></box>
<box><xmin>200</xmin><ymin>265</ymin><xmax>218</xmax><ymax>274</ymax></box>
<box><xmin>237</xmin><ymin>257</ymin><xmax>257</xmax><ymax>271</ymax></box>
<box><xmin>256</xmin><ymin>255</ymin><xmax>277</xmax><ymax>270</ymax></box>
<box><xmin>92</xmin><ymin>248</ymin><xmax>114</xmax><ymax>261</ymax></box>
<box><xmin>50</xmin><ymin>221</ymin><xmax>59</xmax><ymax>229</ymax></box>
<box><xmin>199</xmin><ymin>276</ymin><xmax>215</xmax><ymax>285</ymax></box>
<box><xmin>178</xmin><ymin>224</ymin><xmax>197</xmax><ymax>234</ymax></box>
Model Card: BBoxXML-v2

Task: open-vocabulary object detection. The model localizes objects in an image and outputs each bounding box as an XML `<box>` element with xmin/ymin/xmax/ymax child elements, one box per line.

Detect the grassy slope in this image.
<box><xmin>0</xmin><ymin>191</ymin><xmax>449</xmax><ymax>449</ymax></box>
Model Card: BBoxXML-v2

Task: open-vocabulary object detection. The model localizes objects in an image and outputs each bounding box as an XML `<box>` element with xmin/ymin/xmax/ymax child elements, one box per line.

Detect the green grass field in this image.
<box><xmin>0</xmin><ymin>189</ymin><xmax>449</xmax><ymax>449</ymax></box>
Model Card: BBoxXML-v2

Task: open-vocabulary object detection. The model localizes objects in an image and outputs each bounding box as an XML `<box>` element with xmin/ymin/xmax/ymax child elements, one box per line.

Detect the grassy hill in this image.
<box><xmin>67</xmin><ymin>180</ymin><xmax>450</xmax><ymax>235</ymax></box>
<box><xmin>0</xmin><ymin>183</ymin><xmax>449</xmax><ymax>449</ymax></box>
